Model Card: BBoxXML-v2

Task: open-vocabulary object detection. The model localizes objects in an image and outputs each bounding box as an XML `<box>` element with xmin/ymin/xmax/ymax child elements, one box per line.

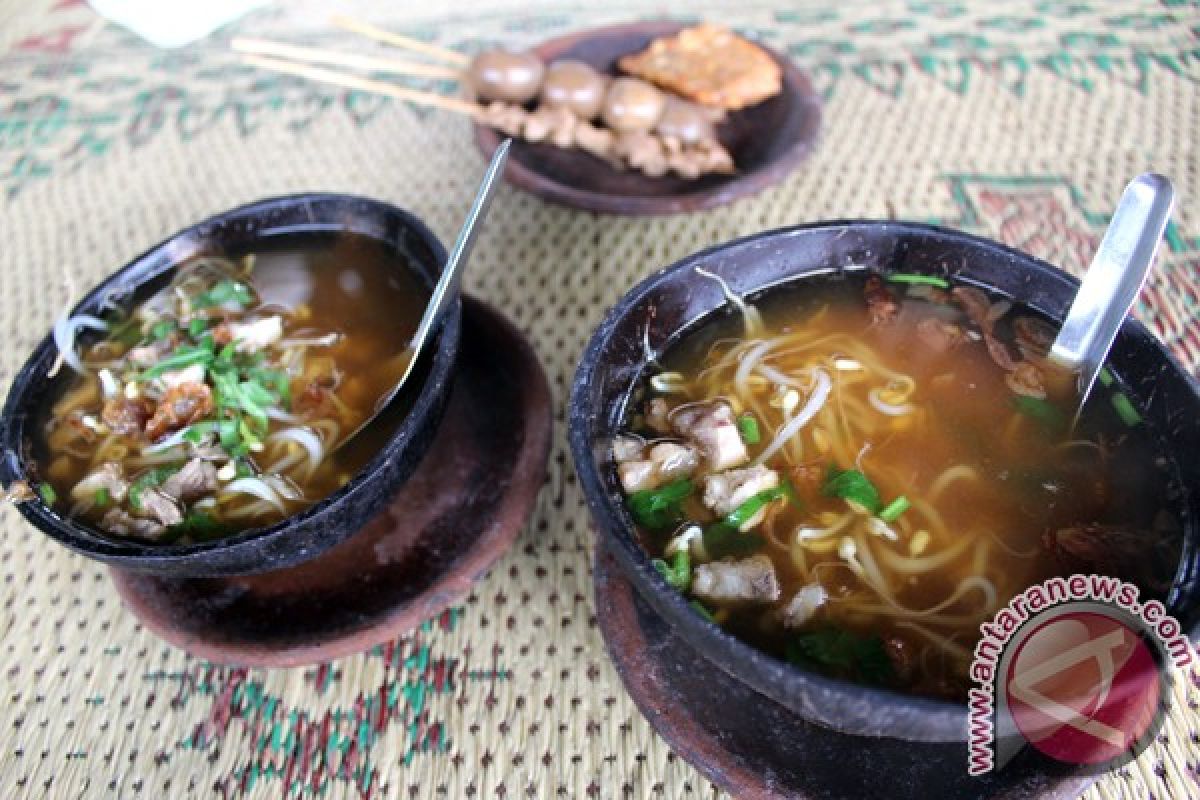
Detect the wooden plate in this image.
<box><xmin>474</xmin><ymin>20</ymin><xmax>822</xmax><ymax>215</ymax></box>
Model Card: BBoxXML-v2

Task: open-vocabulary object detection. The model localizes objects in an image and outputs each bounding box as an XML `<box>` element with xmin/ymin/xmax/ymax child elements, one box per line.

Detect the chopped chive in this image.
<box><xmin>150</xmin><ymin>320</ymin><xmax>175</xmax><ymax>341</ymax></box>
<box><xmin>689</xmin><ymin>601</ymin><xmax>715</xmax><ymax>623</ymax></box>
<box><xmin>879</xmin><ymin>496</ymin><xmax>910</xmax><ymax>522</ymax></box>
<box><xmin>627</xmin><ymin>479</ymin><xmax>694</xmax><ymax>530</ymax></box>
<box><xmin>652</xmin><ymin>549</ymin><xmax>691</xmax><ymax>591</ymax></box>
<box><xmin>1098</xmin><ymin>367</ymin><xmax>1114</xmax><ymax>388</ymax></box>
<box><xmin>822</xmin><ymin>466</ymin><xmax>881</xmax><ymax>514</ymax></box>
<box><xmin>192</xmin><ymin>279</ymin><xmax>253</xmax><ymax>310</ymax></box>
<box><xmin>38</xmin><ymin>483</ymin><xmax>57</xmax><ymax>505</ymax></box>
<box><xmin>886</xmin><ymin>273</ymin><xmax>950</xmax><ymax>289</ymax></box>
<box><xmin>724</xmin><ymin>485</ymin><xmax>788</xmax><ymax>529</ymax></box>
<box><xmin>94</xmin><ymin>487</ymin><xmax>111</xmax><ymax>508</ymax></box>
<box><xmin>1111</xmin><ymin>392</ymin><xmax>1142</xmax><ymax>427</ymax></box>
<box><xmin>187</xmin><ymin>318</ymin><xmax>209</xmax><ymax>337</ymax></box>
<box><xmin>737</xmin><ymin>412</ymin><xmax>761</xmax><ymax>444</ymax></box>
<box><xmin>139</xmin><ymin>346</ymin><xmax>214</xmax><ymax>380</ymax></box>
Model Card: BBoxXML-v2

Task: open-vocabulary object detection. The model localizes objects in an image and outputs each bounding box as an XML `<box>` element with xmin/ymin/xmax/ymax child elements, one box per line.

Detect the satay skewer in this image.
<box><xmin>239</xmin><ymin>50</ymin><xmax>735</xmax><ymax>179</ymax></box>
<box><xmin>330</xmin><ymin>14</ymin><xmax>469</xmax><ymax>67</ymax></box>
<box><xmin>232</xmin><ymin>37</ymin><xmax>463</xmax><ymax>80</ymax></box>
<box><xmin>238</xmin><ymin>53</ymin><xmax>483</xmax><ymax>116</ymax></box>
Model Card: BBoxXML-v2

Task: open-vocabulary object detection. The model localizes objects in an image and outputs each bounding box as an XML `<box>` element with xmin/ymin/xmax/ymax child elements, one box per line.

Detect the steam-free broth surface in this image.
<box><xmin>36</xmin><ymin>232</ymin><xmax>429</xmax><ymax>542</ymax></box>
<box><xmin>617</xmin><ymin>272</ymin><xmax>1181</xmax><ymax>700</ymax></box>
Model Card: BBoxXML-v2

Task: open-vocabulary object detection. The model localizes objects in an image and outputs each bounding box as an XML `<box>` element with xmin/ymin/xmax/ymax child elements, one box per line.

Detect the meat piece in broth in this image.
<box><xmin>101</xmin><ymin>396</ymin><xmax>153</xmax><ymax>436</ymax></box>
<box><xmin>863</xmin><ymin>275</ymin><xmax>899</xmax><ymax>325</ymax></box>
<box><xmin>229</xmin><ymin>316</ymin><xmax>283</xmax><ymax>353</ymax></box>
<box><xmin>702</xmin><ymin>464</ymin><xmax>780</xmax><ymax>530</ymax></box>
<box><xmin>915</xmin><ymin>317</ymin><xmax>964</xmax><ymax>354</ymax></box>
<box><xmin>70</xmin><ymin>463</ymin><xmax>129</xmax><ymax>504</ymax></box>
<box><xmin>781</xmin><ymin>583</ymin><xmax>828</xmax><ymax>629</ymax></box>
<box><xmin>134</xmin><ymin>487</ymin><xmax>183</xmax><ymax>527</ymax></box>
<box><xmin>145</xmin><ymin>382</ymin><xmax>213</xmax><ymax>441</ymax></box>
<box><xmin>160</xmin><ymin>458</ymin><xmax>218</xmax><ymax>503</ymax></box>
<box><xmin>614</xmin><ymin>439</ymin><xmax>700</xmax><ymax>494</ymax></box>
<box><xmin>691</xmin><ymin>555</ymin><xmax>780</xmax><ymax>607</ymax></box>
<box><xmin>100</xmin><ymin>508</ymin><xmax>167</xmax><ymax>540</ymax></box>
<box><xmin>671</xmin><ymin>400</ymin><xmax>748</xmax><ymax>471</ymax></box>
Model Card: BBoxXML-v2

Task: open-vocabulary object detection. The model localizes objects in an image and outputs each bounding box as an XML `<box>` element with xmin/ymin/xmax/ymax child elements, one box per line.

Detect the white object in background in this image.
<box><xmin>88</xmin><ymin>0</ymin><xmax>271</xmax><ymax>49</ymax></box>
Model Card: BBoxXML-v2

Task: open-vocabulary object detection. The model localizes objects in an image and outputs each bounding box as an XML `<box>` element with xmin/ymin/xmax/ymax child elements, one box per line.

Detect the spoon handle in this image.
<box><xmin>408</xmin><ymin>138</ymin><xmax>512</xmax><ymax>360</ymax></box>
<box><xmin>1050</xmin><ymin>173</ymin><xmax>1175</xmax><ymax>405</ymax></box>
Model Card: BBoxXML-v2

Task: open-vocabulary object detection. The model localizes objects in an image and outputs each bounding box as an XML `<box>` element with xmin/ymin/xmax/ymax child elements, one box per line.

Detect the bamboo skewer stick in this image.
<box><xmin>240</xmin><ymin>53</ymin><xmax>483</xmax><ymax>117</ymax></box>
<box><xmin>232</xmin><ymin>37</ymin><xmax>463</xmax><ymax>80</ymax></box>
<box><xmin>330</xmin><ymin>14</ymin><xmax>469</xmax><ymax>67</ymax></box>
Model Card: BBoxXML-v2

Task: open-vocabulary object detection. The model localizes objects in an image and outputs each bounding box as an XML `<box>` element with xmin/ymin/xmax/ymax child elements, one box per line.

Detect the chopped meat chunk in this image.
<box><xmin>229</xmin><ymin>316</ymin><xmax>283</xmax><ymax>353</ymax></box>
<box><xmin>701</xmin><ymin>464</ymin><xmax>780</xmax><ymax>530</ymax></box>
<box><xmin>160</xmin><ymin>458</ymin><xmax>218</xmax><ymax>503</ymax></box>
<box><xmin>100</xmin><ymin>508</ymin><xmax>166</xmax><ymax>540</ymax></box>
<box><xmin>617</xmin><ymin>441</ymin><xmax>700</xmax><ymax>493</ymax></box>
<box><xmin>157</xmin><ymin>363</ymin><xmax>206</xmax><ymax>391</ymax></box>
<box><xmin>645</xmin><ymin>397</ymin><xmax>672</xmax><ymax>435</ymax></box>
<box><xmin>145</xmin><ymin>382</ymin><xmax>213</xmax><ymax>441</ymax></box>
<box><xmin>691</xmin><ymin>555</ymin><xmax>780</xmax><ymax>606</ymax></box>
<box><xmin>611</xmin><ymin>435</ymin><xmax>646</xmax><ymax>463</ymax></box>
<box><xmin>101</xmin><ymin>396</ymin><xmax>153</xmax><ymax>436</ymax></box>
<box><xmin>983</xmin><ymin>332</ymin><xmax>1019</xmax><ymax>371</ymax></box>
<box><xmin>574</xmin><ymin>123</ymin><xmax>617</xmax><ymax>161</ymax></box>
<box><xmin>1006</xmin><ymin>361</ymin><xmax>1047</xmax><ymax>399</ymax></box>
<box><xmin>951</xmin><ymin>286</ymin><xmax>994</xmax><ymax>333</ymax></box>
<box><xmin>1013</xmin><ymin>316</ymin><xmax>1056</xmax><ymax>361</ymax></box>
<box><xmin>613</xmin><ymin>131</ymin><xmax>668</xmax><ymax>177</ymax></box>
<box><xmin>671</xmin><ymin>401</ymin><xmax>748</xmax><ymax>471</ymax></box>
<box><xmin>781</xmin><ymin>583</ymin><xmax>828</xmax><ymax>629</ymax></box>
<box><xmin>134</xmin><ymin>487</ymin><xmax>183</xmax><ymax>527</ymax></box>
<box><xmin>127</xmin><ymin>341</ymin><xmax>170</xmax><ymax>366</ymax></box>
<box><xmin>70</xmin><ymin>463</ymin><xmax>128</xmax><ymax>504</ymax></box>
<box><xmin>915</xmin><ymin>317</ymin><xmax>964</xmax><ymax>354</ymax></box>
<box><xmin>864</xmin><ymin>275</ymin><xmax>899</xmax><ymax>325</ymax></box>
<box><xmin>481</xmin><ymin>101</ymin><xmax>525</xmax><ymax>137</ymax></box>
<box><xmin>210</xmin><ymin>322</ymin><xmax>234</xmax><ymax>347</ymax></box>
<box><xmin>1043</xmin><ymin>524</ymin><xmax>1171</xmax><ymax>591</ymax></box>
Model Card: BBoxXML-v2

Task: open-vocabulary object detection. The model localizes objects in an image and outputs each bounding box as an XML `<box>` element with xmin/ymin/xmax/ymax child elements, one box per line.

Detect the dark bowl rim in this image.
<box><xmin>474</xmin><ymin>19</ymin><xmax>824</xmax><ymax>215</ymax></box>
<box><xmin>568</xmin><ymin>218</ymin><xmax>1200</xmax><ymax>742</ymax></box>
<box><xmin>0</xmin><ymin>192</ymin><xmax>460</xmax><ymax>573</ymax></box>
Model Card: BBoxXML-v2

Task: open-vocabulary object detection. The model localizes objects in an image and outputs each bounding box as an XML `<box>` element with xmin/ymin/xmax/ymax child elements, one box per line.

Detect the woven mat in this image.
<box><xmin>2</xmin><ymin>1</ymin><xmax>1199</xmax><ymax>797</ymax></box>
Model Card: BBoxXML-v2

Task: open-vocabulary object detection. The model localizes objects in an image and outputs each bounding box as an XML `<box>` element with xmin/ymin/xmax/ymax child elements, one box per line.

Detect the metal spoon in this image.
<box><xmin>1049</xmin><ymin>173</ymin><xmax>1175</xmax><ymax>413</ymax></box>
<box><xmin>341</xmin><ymin>138</ymin><xmax>512</xmax><ymax>447</ymax></box>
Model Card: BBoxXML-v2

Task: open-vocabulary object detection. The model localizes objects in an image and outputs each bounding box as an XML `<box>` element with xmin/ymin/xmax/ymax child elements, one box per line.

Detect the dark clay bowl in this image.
<box><xmin>474</xmin><ymin>20</ymin><xmax>822</xmax><ymax>215</ymax></box>
<box><xmin>0</xmin><ymin>194</ymin><xmax>460</xmax><ymax>577</ymax></box>
<box><xmin>569</xmin><ymin>220</ymin><xmax>1200</xmax><ymax>743</ymax></box>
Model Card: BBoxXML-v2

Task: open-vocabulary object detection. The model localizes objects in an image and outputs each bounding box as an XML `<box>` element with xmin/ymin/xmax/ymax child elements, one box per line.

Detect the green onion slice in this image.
<box><xmin>737</xmin><ymin>413</ymin><xmax>761</xmax><ymax>444</ymax></box>
<box><xmin>822</xmin><ymin>467</ymin><xmax>881</xmax><ymax>514</ymax></box>
<box><xmin>886</xmin><ymin>273</ymin><xmax>950</xmax><ymax>289</ymax></box>
<box><xmin>1111</xmin><ymin>392</ymin><xmax>1142</xmax><ymax>427</ymax></box>
<box><xmin>627</xmin><ymin>479</ymin><xmax>694</xmax><ymax>530</ymax></box>
<box><xmin>651</xmin><ymin>549</ymin><xmax>691</xmax><ymax>591</ymax></box>
<box><xmin>879</xmin><ymin>496</ymin><xmax>910</xmax><ymax>522</ymax></box>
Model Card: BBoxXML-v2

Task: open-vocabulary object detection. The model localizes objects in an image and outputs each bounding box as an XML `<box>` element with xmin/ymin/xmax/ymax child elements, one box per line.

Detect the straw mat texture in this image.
<box><xmin>1</xmin><ymin>1</ymin><xmax>1198</xmax><ymax>797</ymax></box>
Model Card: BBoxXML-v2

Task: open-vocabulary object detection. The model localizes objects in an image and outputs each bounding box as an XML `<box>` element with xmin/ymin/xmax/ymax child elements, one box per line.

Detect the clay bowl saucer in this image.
<box><xmin>593</xmin><ymin>543</ymin><xmax>1096</xmax><ymax>800</ymax></box>
<box><xmin>474</xmin><ymin>20</ymin><xmax>822</xmax><ymax>215</ymax></box>
<box><xmin>110</xmin><ymin>297</ymin><xmax>552</xmax><ymax>666</ymax></box>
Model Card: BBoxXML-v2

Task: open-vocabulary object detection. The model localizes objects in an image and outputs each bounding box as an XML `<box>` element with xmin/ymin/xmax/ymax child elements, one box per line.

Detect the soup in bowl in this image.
<box><xmin>569</xmin><ymin>221</ymin><xmax>1200</xmax><ymax>741</ymax></box>
<box><xmin>0</xmin><ymin>194</ymin><xmax>460</xmax><ymax>576</ymax></box>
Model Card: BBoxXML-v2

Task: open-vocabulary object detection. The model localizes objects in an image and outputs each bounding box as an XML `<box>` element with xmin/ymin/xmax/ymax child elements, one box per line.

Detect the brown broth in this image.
<box><xmin>37</xmin><ymin>232</ymin><xmax>430</xmax><ymax>539</ymax></box>
<box><xmin>626</xmin><ymin>273</ymin><xmax>1182</xmax><ymax>700</ymax></box>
